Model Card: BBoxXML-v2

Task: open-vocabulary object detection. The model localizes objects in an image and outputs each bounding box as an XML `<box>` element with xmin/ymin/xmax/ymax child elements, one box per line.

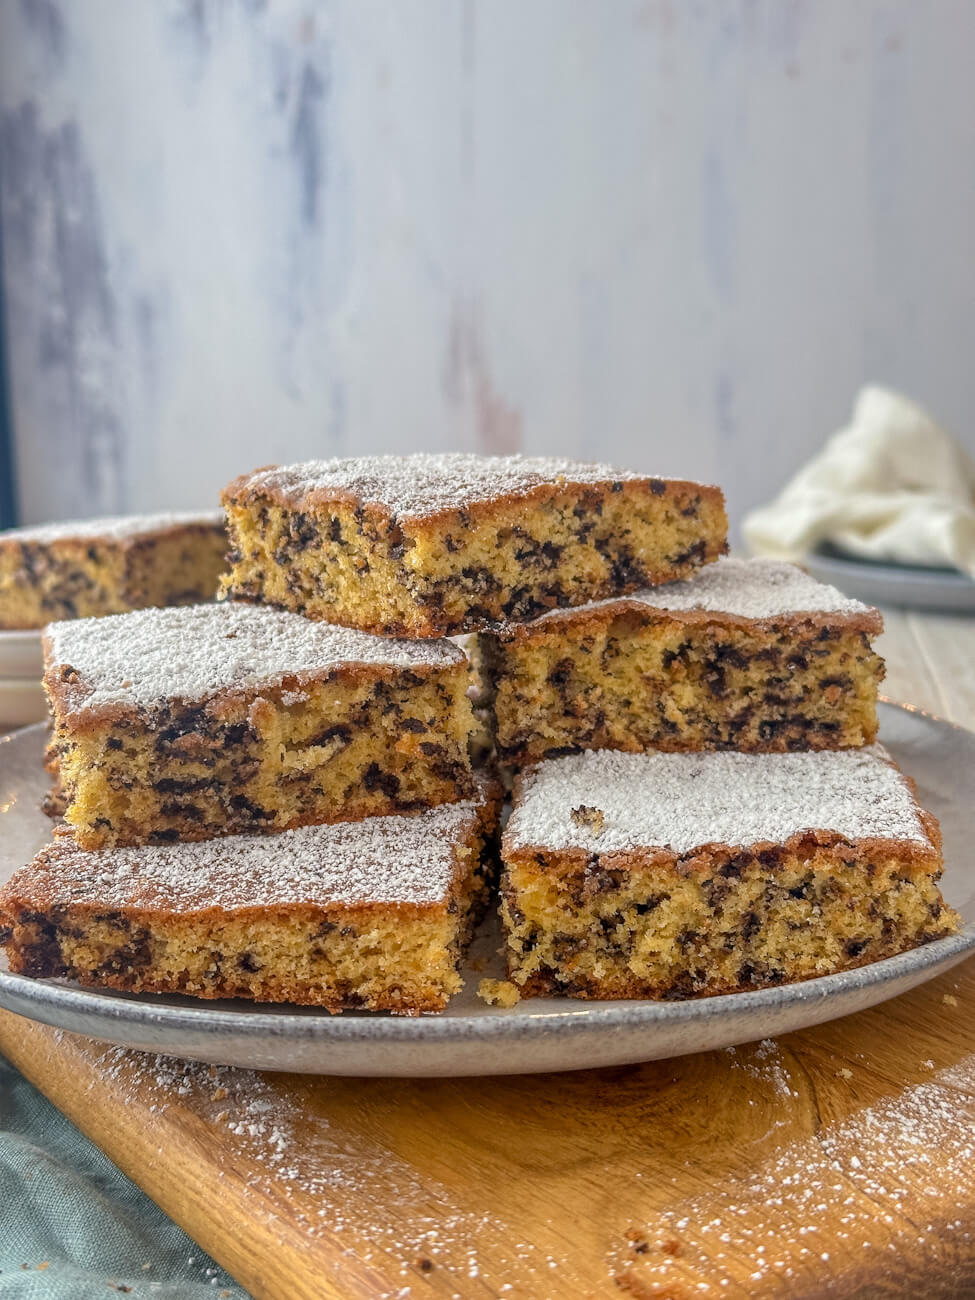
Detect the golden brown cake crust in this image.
<box><xmin>491</xmin><ymin>555</ymin><xmax>884</xmax><ymax>644</ymax></box>
<box><xmin>222</xmin><ymin>460</ymin><xmax>725</xmax><ymax>529</ymax></box>
<box><xmin>42</xmin><ymin>604</ymin><xmax>477</xmax><ymax>849</ymax></box>
<box><xmin>494</xmin><ymin>596</ymin><xmax>883</xmax><ymax>646</ymax></box>
<box><xmin>43</xmin><ymin>632</ymin><xmax>466</xmax><ymax>733</ymax></box>
<box><xmin>504</xmin><ymin>746</ymin><xmax>940</xmax><ymax>862</ymax></box>
<box><xmin>504</xmin><ymin>748</ymin><xmax>943</xmax><ymax>873</ymax></box>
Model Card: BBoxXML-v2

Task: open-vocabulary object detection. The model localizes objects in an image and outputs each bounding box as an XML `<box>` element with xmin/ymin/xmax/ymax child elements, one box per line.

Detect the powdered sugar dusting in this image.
<box><xmin>46</xmin><ymin>602</ymin><xmax>462</xmax><ymax>715</ymax></box>
<box><xmin>611</xmin><ymin>1038</ymin><xmax>975</xmax><ymax>1294</ymax></box>
<box><xmin>25</xmin><ymin>796</ymin><xmax>486</xmax><ymax>910</ymax></box>
<box><xmin>528</xmin><ymin>556</ymin><xmax>872</xmax><ymax>628</ymax></box>
<box><xmin>89</xmin><ymin>1043</ymin><xmax>555</xmax><ymax>1293</ymax></box>
<box><xmin>232</xmin><ymin>452</ymin><xmax>663</xmax><ymax>520</ymax></box>
<box><xmin>505</xmin><ymin>745</ymin><xmax>932</xmax><ymax>855</ymax></box>
<box><xmin>83</xmin><ymin>1030</ymin><xmax>975</xmax><ymax>1296</ymax></box>
<box><xmin>2</xmin><ymin>510</ymin><xmax>225</xmax><ymax>546</ymax></box>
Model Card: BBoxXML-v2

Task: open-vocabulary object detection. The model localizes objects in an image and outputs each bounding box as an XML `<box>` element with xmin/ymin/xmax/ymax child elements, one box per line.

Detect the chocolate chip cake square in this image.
<box><xmin>0</xmin><ymin>781</ymin><xmax>501</xmax><ymax>1013</ymax></box>
<box><xmin>220</xmin><ymin>453</ymin><xmax>727</xmax><ymax>637</ymax></box>
<box><xmin>501</xmin><ymin>746</ymin><xmax>957</xmax><ymax>1000</ymax></box>
<box><xmin>44</xmin><ymin>602</ymin><xmax>477</xmax><ymax>850</ymax></box>
<box><xmin>0</xmin><ymin>511</ymin><xmax>227</xmax><ymax>628</ymax></box>
<box><xmin>479</xmin><ymin>556</ymin><xmax>884</xmax><ymax>765</ymax></box>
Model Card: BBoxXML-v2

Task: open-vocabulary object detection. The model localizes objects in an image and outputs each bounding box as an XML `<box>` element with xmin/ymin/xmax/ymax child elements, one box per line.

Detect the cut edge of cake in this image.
<box><xmin>42</xmin><ymin>603</ymin><xmax>478</xmax><ymax>850</ymax></box>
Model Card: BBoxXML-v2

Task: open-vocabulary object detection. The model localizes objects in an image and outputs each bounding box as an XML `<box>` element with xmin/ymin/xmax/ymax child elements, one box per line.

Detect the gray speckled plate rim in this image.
<box><xmin>1</xmin><ymin>699</ymin><xmax>974</xmax><ymax>1061</ymax></box>
<box><xmin>804</xmin><ymin>545</ymin><xmax>975</xmax><ymax>613</ymax></box>
<box><xmin>1</xmin><ymin>925</ymin><xmax>972</xmax><ymax>1047</ymax></box>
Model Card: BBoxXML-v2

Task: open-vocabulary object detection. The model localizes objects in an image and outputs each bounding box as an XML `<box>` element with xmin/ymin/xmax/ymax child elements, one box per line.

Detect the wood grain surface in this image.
<box><xmin>2</xmin><ymin>606</ymin><xmax>975</xmax><ymax>1300</ymax></box>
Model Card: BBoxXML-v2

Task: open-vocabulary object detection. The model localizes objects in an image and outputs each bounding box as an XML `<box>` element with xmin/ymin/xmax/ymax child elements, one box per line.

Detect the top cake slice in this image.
<box><xmin>220</xmin><ymin>453</ymin><xmax>727</xmax><ymax>637</ymax></box>
<box><xmin>0</xmin><ymin>510</ymin><xmax>227</xmax><ymax>628</ymax></box>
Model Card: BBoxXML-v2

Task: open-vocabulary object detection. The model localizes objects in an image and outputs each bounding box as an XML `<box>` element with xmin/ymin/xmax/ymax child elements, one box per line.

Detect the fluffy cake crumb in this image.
<box><xmin>480</xmin><ymin>556</ymin><xmax>884</xmax><ymax>765</ymax></box>
<box><xmin>43</xmin><ymin>602</ymin><xmax>476</xmax><ymax>849</ymax></box>
<box><xmin>0</xmin><ymin>786</ymin><xmax>500</xmax><ymax>1012</ymax></box>
<box><xmin>0</xmin><ymin>511</ymin><xmax>227</xmax><ymax>629</ymax></box>
<box><xmin>478</xmin><ymin>979</ymin><xmax>522</xmax><ymax>1008</ymax></box>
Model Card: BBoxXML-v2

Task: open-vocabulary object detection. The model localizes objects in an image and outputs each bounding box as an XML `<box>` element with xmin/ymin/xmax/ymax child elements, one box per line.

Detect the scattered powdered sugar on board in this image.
<box><xmin>46</xmin><ymin>602</ymin><xmax>463</xmax><ymax>714</ymax></box>
<box><xmin>505</xmin><ymin>744</ymin><xmax>932</xmax><ymax>855</ymax></box>
<box><xmin>727</xmin><ymin>1037</ymin><xmax>801</xmax><ymax>1102</ymax></box>
<box><xmin>525</xmin><ymin>555</ymin><xmax>873</xmax><ymax>627</ymax></box>
<box><xmin>611</xmin><ymin>1039</ymin><xmax>975</xmax><ymax>1294</ymax></box>
<box><xmin>89</xmin><ymin>1044</ymin><xmax>566</xmax><ymax>1297</ymax></box>
<box><xmin>22</xmin><ymin>796</ymin><xmax>487</xmax><ymax>909</ymax></box>
<box><xmin>1</xmin><ymin>510</ymin><xmax>225</xmax><ymax>546</ymax></box>
<box><xmin>82</xmin><ymin>1032</ymin><xmax>975</xmax><ymax>1298</ymax></box>
<box><xmin>231</xmin><ymin>452</ymin><xmax>677</xmax><ymax>520</ymax></box>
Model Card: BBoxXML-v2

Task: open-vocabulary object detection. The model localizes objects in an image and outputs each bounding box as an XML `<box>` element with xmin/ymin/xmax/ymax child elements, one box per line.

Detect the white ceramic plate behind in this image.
<box><xmin>1</xmin><ymin>702</ymin><xmax>973</xmax><ymax>1077</ymax></box>
<box><xmin>0</xmin><ymin>678</ymin><xmax>48</xmax><ymax>727</ymax></box>
<box><xmin>805</xmin><ymin>544</ymin><xmax>975</xmax><ymax>613</ymax></box>
<box><xmin>0</xmin><ymin>628</ymin><xmax>43</xmax><ymax>678</ymax></box>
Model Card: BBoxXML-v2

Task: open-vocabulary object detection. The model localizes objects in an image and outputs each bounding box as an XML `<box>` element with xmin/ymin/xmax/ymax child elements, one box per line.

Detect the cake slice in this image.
<box><xmin>0</xmin><ymin>782</ymin><xmax>501</xmax><ymax>1013</ymax></box>
<box><xmin>44</xmin><ymin>602</ymin><xmax>477</xmax><ymax>850</ymax></box>
<box><xmin>479</xmin><ymin>556</ymin><xmax>884</xmax><ymax>765</ymax></box>
<box><xmin>0</xmin><ymin>511</ymin><xmax>227</xmax><ymax>628</ymax></box>
<box><xmin>220</xmin><ymin>453</ymin><xmax>727</xmax><ymax>637</ymax></box>
<box><xmin>501</xmin><ymin>746</ymin><xmax>957</xmax><ymax>1000</ymax></box>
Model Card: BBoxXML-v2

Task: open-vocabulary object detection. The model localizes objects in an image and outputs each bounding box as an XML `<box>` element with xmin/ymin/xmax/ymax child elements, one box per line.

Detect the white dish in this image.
<box><xmin>804</xmin><ymin>544</ymin><xmax>975</xmax><ymax>613</ymax></box>
<box><xmin>0</xmin><ymin>628</ymin><xmax>43</xmax><ymax>678</ymax></box>
<box><xmin>0</xmin><ymin>677</ymin><xmax>48</xmax><ymax>729</ymax></box>
<box><xmin>0</xmin><ymin>701</ymin><xmax>972</xmax><ymax>1077</ymax></box>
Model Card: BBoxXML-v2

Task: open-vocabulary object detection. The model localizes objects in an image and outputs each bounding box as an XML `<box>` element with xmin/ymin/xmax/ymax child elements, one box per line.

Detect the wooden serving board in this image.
<box><xmin>3</xmin><ymin>611</ymin><xmax>975</xmax><ymax>1298</ymax></box>
<box><xmin>3</xmin><ymin>953</ymin><xmax>975</xmax><ymax>1300</ymax></box>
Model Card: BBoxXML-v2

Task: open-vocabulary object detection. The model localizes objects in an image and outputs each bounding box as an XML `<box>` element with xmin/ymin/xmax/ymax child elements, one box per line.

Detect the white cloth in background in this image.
<box><xmin>743</xmin><ymin>386</ymin><xmax>975</xmax><ymax>576</ymax></box>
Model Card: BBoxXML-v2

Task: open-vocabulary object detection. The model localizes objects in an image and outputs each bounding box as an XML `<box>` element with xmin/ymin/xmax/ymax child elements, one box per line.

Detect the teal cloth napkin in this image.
<box><xmin>0</xmin><ymin>1054</ymin><xmax>250</xmax><ymax>1299</ymax></box>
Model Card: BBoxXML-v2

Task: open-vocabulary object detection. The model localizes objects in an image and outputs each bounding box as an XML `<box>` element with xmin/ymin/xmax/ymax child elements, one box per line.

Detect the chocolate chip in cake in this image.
<box><xmin>363</xmin><ymin>764</ymin><xmax>401</xmax><ymax>798</ymax></box>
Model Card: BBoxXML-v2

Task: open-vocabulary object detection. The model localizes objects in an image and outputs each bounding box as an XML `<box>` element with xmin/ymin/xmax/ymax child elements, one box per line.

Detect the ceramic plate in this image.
<box><xmin>1</xmin><ymin>702</ymin><xmax>973</xmax><ymax>1077</ymax></box>
<box><xmin>805</xmin><ymin>544</ymin><xmax>975</xmax><ymax>613</ymax></box>
<box><xmin>0</xmin><ymin>628</ymin><xmax>43</xmax><ymax>678</ymax></box>
<box><xmin>0</xmin><ymin>678</ymin><xmax>48</xmax><ymax>728</ymax></box>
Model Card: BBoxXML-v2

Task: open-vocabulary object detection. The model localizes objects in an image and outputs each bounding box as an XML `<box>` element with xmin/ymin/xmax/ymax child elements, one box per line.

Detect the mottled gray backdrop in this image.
<box><xmin>1</xmin><ymin>0</ymin><xmax>973</xmax><ymax>534</ymax></box>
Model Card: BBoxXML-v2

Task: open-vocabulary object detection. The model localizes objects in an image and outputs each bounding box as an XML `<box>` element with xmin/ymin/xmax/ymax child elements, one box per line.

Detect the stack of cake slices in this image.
<box><xmin>0</xmin><ymin>454</ymin><xmax>959</xmax><ymax>1013</ymax></box>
